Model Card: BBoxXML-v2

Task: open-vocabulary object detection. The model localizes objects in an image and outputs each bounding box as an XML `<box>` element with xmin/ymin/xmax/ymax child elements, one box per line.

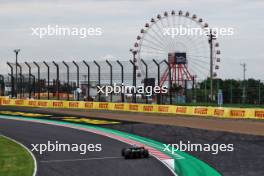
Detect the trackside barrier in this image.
<box><xmin>0</xmin><ymin>97</ymin><xmax>264</xmax><ymax>119</ymax></box>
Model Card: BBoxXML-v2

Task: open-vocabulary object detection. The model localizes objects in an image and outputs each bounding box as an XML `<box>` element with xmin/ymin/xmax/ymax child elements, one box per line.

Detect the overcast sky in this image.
<box><xmin>0</xmin><ymin>0</ymin><xmax>263</xmax><ymax>80</ymax></box>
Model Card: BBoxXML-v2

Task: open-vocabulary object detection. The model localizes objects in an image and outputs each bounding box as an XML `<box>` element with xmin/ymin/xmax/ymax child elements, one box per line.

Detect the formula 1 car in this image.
<box><xmin>121</xmin><ymin>146</ymin><xmax>149</xmax><ymax>159</ymax></box>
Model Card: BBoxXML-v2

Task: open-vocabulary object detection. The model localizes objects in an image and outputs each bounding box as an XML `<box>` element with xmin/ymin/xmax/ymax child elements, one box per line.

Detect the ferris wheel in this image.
<box><xmin>132</xmin><ymin>10</ymin><xmax>221</xmax><ymax>87</ymax></box>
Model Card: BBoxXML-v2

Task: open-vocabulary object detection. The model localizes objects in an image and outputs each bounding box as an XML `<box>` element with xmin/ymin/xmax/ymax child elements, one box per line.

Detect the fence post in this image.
<box><xmin>52</xmin><ymin>61</ymin><xmax>60</xmax><ymax>100</ymax></box>
<box><xmin>43</xmin><ymin>62</ymin><xmax>50</xmax><ymax>100</ymax></box>
<box><xmin>117</xmin><ymin>60</ymin><xmax>124</xmax><ymax>103</ymax></box>
<box><xmin>8</xmin><ymin>73</ymin><xmax>14</xmax><ymax>98</ymax></box>
<box><xmin>21</xmin><ymin>74</ymin><xmax>25</xmax><ymax>98</ymax></box>
<box><xmin>0</xmin><ymin>74</ymin><xmax>4</xmax><ymax>96</ymax></box>
<box><xmin>33</xmin><ymin>62</ymin><xmax>40</xmax><ymax>99</ymax></box>
<box><xmin>31</xmin><ymin>74</ymin><xmax>36</xmax><ymax>96</ymax></box>
<box><xmin>62</xmin><ymin>61</ymin><xmax>70</xmax><ymax>101</ymax></box>
<box><xmin>73</xmin><ymin>61</ymin><xmax>80</xmax><ymax>101</ymax></box>
<box><xmin>83</xmin><ymin>60</ymin><xmax>90</xmax><ymax>100</ymax></box>
<box><xmin>259</xmin><ymin>80</ymin><xmax>261</xmax><ymax>105</ymax></box>
<box><xmin>153</xmin><ymin>59</ymin><xmax>161</xmax><ymax>104</ymax></box>
<box><xmin>7</xmin><ymin>62</ymin><xmax>14</xmax><ymax>98</ymax></box>
<box><xmin>94</xmin><ymin>61</ymin><xmax>101</xmax><ymax>102</ymax></box>
<box><xmin>230</xmin><ymin>80</ymin><xmax>233</xmax><ymax>104</ymax></box>
<box><xmin>163</xmin><ymin>60</ymin><xmax>172</xmax><ymax>105</ymax></box>
<box><xmin>129</xmin><ymin>60</ymin><xmax>137</xmax><ymax>103</ymax></box>
<box><xmin>106</xmin><ymin>60</ymin><xmax>113</xmax><ymax>102</ymax></box>
<box><xmin>141</xmin><ymin>59</ymin><xmax>148</xmax><ymax>104</ymax></box>
<box><xmin>25</xmin><ymin>62</ymin><xmax>32</xmax><ymax>98</ymax></box>
<box><xmin>17</xmin><ymin>63</ymin><xmax>23</xmax><ymax>98</ymax></box>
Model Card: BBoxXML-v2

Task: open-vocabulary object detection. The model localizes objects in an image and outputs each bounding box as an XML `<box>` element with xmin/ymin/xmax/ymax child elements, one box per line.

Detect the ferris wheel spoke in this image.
<box><xmin>163</xmin><ymin>17</ymin><xmax>174</xmax><ymax>50</ymax></box>
<box><xmin>141</xmin><ymin>38</ymin><xmax>166</xmax><ymax>52</ymax></box>
<box><xmin>143</xmin><ymin>30</ymin><xmax>168</xmax><ymax>50</ymax></box>
<box><xmin>140</xmin><ymin>43</ymin><xmax>165</xmax><ymax>53</ymax></box>
<box><xmin>149</xmin><ymin>27</ymin><xmax>171</xmax><ymax>48</ymax></box>
<box><xmin>151</xmin><ymin>24</ymin><xmax>172</xmax><ymax>51</ymax></box>
<box><xmin>155</xmin><ymin>20</ymin><xmax>175</xmax><ymax>51</ymax></box>
<box><xmin>140</xmin><ymin>50</ymin><xmax>165</xmax><ymax>56</ymax></box>
<box><xmin>165</xmin><ymin>16</ymin><xmax>177</xmax><ymax>50</ymax></box>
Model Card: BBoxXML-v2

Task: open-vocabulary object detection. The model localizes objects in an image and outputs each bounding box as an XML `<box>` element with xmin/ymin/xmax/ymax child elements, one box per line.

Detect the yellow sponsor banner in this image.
<box><xmin>254</xmin><ymin>109</ymin><xmax>264</xmax><ymax>119</ymax></box>
<box><xmin>39</xmin><ymin>100</ymin><xmax>52</xmax><ymax>108</ymax></box>
<box><xmin>142</xmin><ymin>104</ymin><xmax>157</xmax><ymax>113</ymax></box>
<box><xmin>98</xmin><ymin>102</ymin><xmax>109</xmax><ymax>110</ymax></box>
<box><xmin>83</xmin><ymin>102</ymin><xmax>94</xmax><ymax>109</ymax></box>
<box><xmin>174</xmin><ymin>106</ymin><xmax>189</xmax><ymax>115</ymax></box>
<box><xmin>157</xmin><ymin>105</ymin><xmax>172</xmax><ymax>114</ymax></box>
<box><xmin>2</xmin><ymin>98</ymin><xmax>13</xmax><ymax>106</ymax></box>
<box><xmin>191</xmin><ymin>106</ymin><xmax>210</xmax><ymax>116</ymax></box>
<box><xmin>108</xmin><ymin>102</ymin><xmax>125</xmax><ymax>111</ymax></box>
<box><xmin>228</xmin><ymin>108</ymin><xmax>247</xmax><ymax>118</ymax></box>
<box><xmin>211</xmin><ymin>107</ymin><xmax>227</xmax><ymax>118</ymax></box>
<box><xmin>27</xmin><ymin>100</ymin><xmax>39</xmax><ymax>107</ymax></box>
<box><xmin>1</xmin><ymin>98</ymin><xmax>264</xmax><ymax>119</ymax></box>
<box><xmin>127</xmin><ymin>103</ymin><xmax>141</xmax><ymax>112</ymax></box>
<box><xmin>67</xmin><ymin>101</ymin><xmax>85</xmax><ymax>109</ymax></box>
<box><xmin>51</xmin><ymin>100</ymin><xmax>67</xmax><ymax>108</ymax></box>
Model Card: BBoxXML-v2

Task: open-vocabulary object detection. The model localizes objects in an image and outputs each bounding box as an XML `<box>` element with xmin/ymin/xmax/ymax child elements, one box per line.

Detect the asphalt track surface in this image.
<box><xmin>0</xmin><ymin>118</ymin><xmax>174</xmax><ymax>176</ymax></box>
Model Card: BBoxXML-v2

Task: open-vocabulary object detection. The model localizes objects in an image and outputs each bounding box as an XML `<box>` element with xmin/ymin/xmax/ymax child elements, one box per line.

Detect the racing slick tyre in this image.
<box><xmin>142</xmin><ymin>149</ymin><xmax>149</xmax><ymax>158</ymax></box>
<box><xmin>124</xmin><ymin>149</ymin><xmax>131</xmax><ymax>159</ymax></box>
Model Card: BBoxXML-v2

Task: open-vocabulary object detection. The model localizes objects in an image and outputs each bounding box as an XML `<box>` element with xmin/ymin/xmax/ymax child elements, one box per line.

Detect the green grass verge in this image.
<box><xmin>0</xmin><ymin>136</ymin><xmax>34</xmax><ymax>176</ymax></box>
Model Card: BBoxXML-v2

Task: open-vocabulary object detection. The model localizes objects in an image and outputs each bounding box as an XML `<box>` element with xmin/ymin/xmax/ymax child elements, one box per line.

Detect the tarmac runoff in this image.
<box><xmin>0</xmin><ymin>116</ymin><xmax>175</xmax><ymax>176</ymax></box>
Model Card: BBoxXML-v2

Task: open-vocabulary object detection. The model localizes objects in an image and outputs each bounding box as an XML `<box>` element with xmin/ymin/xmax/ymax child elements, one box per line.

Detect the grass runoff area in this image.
<box><xmin>0</xmin><ymin>136</ymin><xmax>34</xmax><ymax>176</ymax></box>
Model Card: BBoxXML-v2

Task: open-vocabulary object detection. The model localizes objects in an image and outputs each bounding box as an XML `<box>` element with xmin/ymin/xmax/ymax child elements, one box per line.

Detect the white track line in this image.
<box><xmin>0</xmin><ymin>134</ymin><xmax>37</xmax><ymax>176</ymax></box>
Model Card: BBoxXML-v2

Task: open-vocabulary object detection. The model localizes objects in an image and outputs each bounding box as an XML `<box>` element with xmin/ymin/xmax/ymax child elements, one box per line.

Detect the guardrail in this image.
<box><xmin>0</xmin><ymin>97</ymin><xmax>263</xmax><ymax>119</ymax></box>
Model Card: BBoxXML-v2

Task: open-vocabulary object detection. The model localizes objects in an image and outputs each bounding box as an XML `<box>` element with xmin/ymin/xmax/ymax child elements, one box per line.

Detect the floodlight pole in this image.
<box><xmin>14</xmin><ymin>49</ymin><xmax>20</xmax><ymax>98</ymax></box>
<box><xmin>208</xmin><ymin>30</ymin><xmax>216</xmax><ymax>102</ymax></box>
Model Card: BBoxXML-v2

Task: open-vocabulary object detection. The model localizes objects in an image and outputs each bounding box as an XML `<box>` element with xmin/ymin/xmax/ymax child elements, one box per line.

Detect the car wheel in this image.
<box><xmin>124</xmin><ymin>149</ymin><xmax>131</xmax><ymax>159</ymax></box>
<box><xmin>143</xmin><ymin>150</ymin><xmax>149</xmax><ymax>158</ymax></box>
<box><xmin>121</xmin><ymin>148</ymin><xmax>126</xmax><ymax>156</ymax></box>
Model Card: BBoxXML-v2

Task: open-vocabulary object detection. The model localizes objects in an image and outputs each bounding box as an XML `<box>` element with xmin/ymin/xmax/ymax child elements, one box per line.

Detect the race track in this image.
<box><xmin>0</xmin><ymin>118</ymin><xmax>174</xmax><ymax>176</ymax></box>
